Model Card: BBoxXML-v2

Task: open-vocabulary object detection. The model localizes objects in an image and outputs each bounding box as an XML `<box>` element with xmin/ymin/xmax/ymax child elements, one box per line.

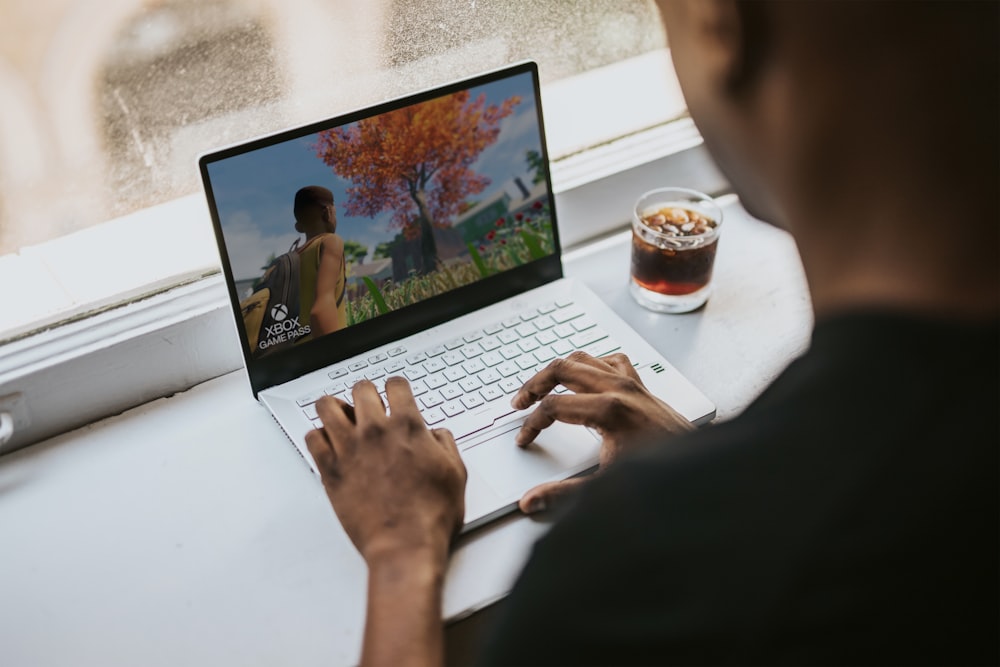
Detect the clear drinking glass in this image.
<box><xmin>629</xmin><ymin>187</ymin><xmax>723</xmax><ymax>313</ymax></box>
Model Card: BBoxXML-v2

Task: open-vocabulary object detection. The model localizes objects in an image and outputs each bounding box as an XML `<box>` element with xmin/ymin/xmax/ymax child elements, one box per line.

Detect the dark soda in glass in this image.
<box><xmin>631</xmin><ymin>205</ymin><xmax>719</xmax><ymax>296</ymax></box>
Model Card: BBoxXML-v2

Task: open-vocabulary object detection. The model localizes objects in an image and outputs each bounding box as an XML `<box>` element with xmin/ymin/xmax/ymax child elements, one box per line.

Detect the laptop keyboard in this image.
<box><xmin>296</xmin><ymin>299</ymin><xmax>621</xmax><ymax>440</ymax></box>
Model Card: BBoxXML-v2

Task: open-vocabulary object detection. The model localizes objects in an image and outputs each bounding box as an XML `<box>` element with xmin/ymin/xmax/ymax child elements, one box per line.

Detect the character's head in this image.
<box><xmin>293</xmin><ymin>186</ymin><xmax>337</xmax><ymax>237</ymax></box>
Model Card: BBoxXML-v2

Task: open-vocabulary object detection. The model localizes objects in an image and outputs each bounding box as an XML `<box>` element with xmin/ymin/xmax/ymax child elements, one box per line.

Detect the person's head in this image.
<box><xmin>294</xmin><ymin>185</ymin><xmax>337</xmax><ymax>237</ymax></box>
<box><xmin>657</xmin><ymin>0</ymin><xmax>997</xmax><ymax>316</ymax></box>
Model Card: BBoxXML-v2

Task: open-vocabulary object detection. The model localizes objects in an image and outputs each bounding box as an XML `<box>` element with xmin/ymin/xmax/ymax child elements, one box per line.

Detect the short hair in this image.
<box><xmin>293</xmin><ymin>186</ymin><xmax>335</xmax><ymax>216</ymax></box>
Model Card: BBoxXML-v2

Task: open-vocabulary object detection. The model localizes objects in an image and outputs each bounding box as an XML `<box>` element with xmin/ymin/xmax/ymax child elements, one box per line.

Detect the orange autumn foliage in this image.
<box><xmin>315</xmin><ymin>91</ymin><xmax>521</xmax><ymax>239</ymax></box>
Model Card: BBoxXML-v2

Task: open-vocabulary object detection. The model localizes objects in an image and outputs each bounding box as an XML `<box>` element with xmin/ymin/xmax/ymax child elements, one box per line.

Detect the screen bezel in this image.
<box><xmin>199</xmin><ymin>61</ymin><xmax>563</xmax><ymax>396</ymax></box>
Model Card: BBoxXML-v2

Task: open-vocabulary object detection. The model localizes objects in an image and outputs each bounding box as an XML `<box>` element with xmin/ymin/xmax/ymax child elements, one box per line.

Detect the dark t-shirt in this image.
<box><xmin>480</xmin><ymin>312</ymin><xmax>998</xmax><ymax>665</ymax></box>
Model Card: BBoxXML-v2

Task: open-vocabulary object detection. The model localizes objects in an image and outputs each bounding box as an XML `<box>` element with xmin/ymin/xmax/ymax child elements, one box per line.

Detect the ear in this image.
<box><xmin>663</xmin><ymin>0</ymin><xmax>766</xmax><ymax>94</ymax></box>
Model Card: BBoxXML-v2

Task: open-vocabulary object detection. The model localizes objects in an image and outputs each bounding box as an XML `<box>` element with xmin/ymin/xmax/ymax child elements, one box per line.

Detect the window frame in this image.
<box><xmin>0</xmin><ymin>51</ymin><xmax>728</xmax><ymax>456</ymax></box>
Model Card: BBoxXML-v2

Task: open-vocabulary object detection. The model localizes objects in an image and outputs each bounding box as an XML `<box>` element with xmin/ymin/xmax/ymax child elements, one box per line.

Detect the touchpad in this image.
<box><xmin>461</xmin><ymin>418</ymin><xmax>601</xmax><ymax>502</ymax></box>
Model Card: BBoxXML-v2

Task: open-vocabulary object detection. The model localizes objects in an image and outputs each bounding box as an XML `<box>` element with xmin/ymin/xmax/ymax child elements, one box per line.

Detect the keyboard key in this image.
<box><xmin>536</xmin><ymin>330</ymin><xmax>558</xmax><ymax>345</ymax></box>
<box><xmin>571</xmin><ymin>316</ymin><xmax>597</xmax><ymax>332</ymax></box>
<box><xmin>554</xmin><ymin>297</ymin><xmax>574</xmax><ymax>308</ymax></box>
<box><xmin>501</xmin><ymin>316</ymin><xmax>521</xmax><ymax>328</ymax></box>
<box><xmin>478</xmin><ymin>369</ymin><xmax>501</xmax><ymax>385</ymax></box>
<box><xmin>581</xmin><ymin>337</ymin><xmax>621</xmax><ymax>358</ymax></box>
<box><xmin>519</xmin><ymin>311</ymin><xmax>539</xmax><ymax>321</ymax></box>
<box><xmin>498</xmin><ymin>377</ymin><xmax>521</xmax><ymax>393</ymax></box>
<box><xmin>497</xmin><ymin>330</ymin><xmax>520</xmax><ymax>345</ymax></box>
<box><xmin>443</xmin><ymin>367</ymin><xmax>466</xmax><ymax>383</ymax></box>
<box><xmin>423</xmin><ymin>358</ymin><xmax>447</xmax><ymax>374</ymax></box>
<box><xmin>384</xmin><ymin>360</ymin><xmax>406</xmax><ymax>374</ymax></box>
<box><xmin>368</xmin><ymin>352</ymin><xmax>389</xmax><ymax>364</ymax></box>
<box><xmin>410</xmin><ymin>381</ymin><xmax>429</xmax><ymax>397</ymax></box>
<box><xmin>461</xmin><ymin>393</ymin><xmax>485</xmax><ymax>410</ymax></box>
<box><xmin>515</xmin><ymin>323</ymin><xmax>536</xmax><ymax>338</ymax></box>
<box><xmin>570</xmin><ymin>328</ymin><xmax>609</xmax><ymax>349</ymax></box>
<box><xmin>387</xmin><ymin>345</ymin><xmax>407</xmax><ymax>357</ymax></box>
<box><xmin>440</xmin><ymin>385</ymin><xmax>463</xmax><ymax>401</ymax></box>
<box><xmin>325</xmin><ymin>382</ymin><xmax>347</xmax><ymax>396</ymax></box>
<box><xmin>517</xmin><ymin>338</ymin><xmax>540</xmax><ymax>353</ymax></box>
<box><xmin>537</xmin><ymin>302</ymin><xmax>557</xmax><ymax>314</ymax></box>
<box><xmin>553</xmin><ymin>324</ymin><xmax>575</xmax><ymax>338</ymax></box>
<box><xmin>420</xmin><ymin>393</ymin><xmax>444</xmax><ymax>408</ymax></box>
<box><xmin>426</xmin><ymin>345</ymin><xmax>447</xmax><ymax>357</ymax></box>
<box><xmin>479</xmin><ymin>336</ymin><xmax>502</xmax><ymax>352</ymax></box>
<box><xmin>443</xmin><ymin>339</ymin><xmax>462</xmax><ymax>350</ymax></box>
<box><xmin>423</xmin><ymin>408</ymin><xmax>446</xmax><ymax>425</ymax></box>
<box><xmin>405</xmin><ymin>352</ymin><xmax>428</xmax><ymax>365</ymax></box>
<box><xmin>365</xmin><ymin>367</ymin><xmax>385</xmax><ymax>380</ymax></box>
<box><xmin>442</xmin><ymin>352</ymin><xmax>465</xmax><ymax>366</ymax></box>
<box><xmin>425</xmin><ymin>374</ymin><xmax>448</xmax><ymax>390</ymax></box>
<box><xmin>517</xmin><ymin>356</ymin><xmax>539</xmax><ymax>371</ymax></box>
<box><xmin>296</xmin><ymin>390</ymin><xmax>326</xmax><ymax>407</ymax></box>
<box><xmin>500</xmin><ymin>345</ymin><xmax>522</xmax><ymax>360</ymax></box>
<box><xmin>552</xmin><ymin>307</ymin><xmax>584</xmax><ymax>324</ymax></box>
<box><xmin>348</xmin><ymin>360</ymin><xmax>369</xmax><ymax>372</ymax></box>
<box><xmin>554</xmin><ymin>384</ymin><xmax>571</xmax><ymax>394</ymax></box>
<box><xmin>480</xmin><ymin>385</ymin><xmax>504</xmax><ymax>402</ymax></box>
<box><xmin>481</xmin><ymin>351</ymin><xmax>504</xmax><ymax>367</ymax></box>
<box><xmin>328</xmin><ymin>367</ymin><xmax>348</xmax><ymax>379</ymax></box>
<box><xmin>483</xmin><ymin>322</ymin><xmax>504</xmax><ymax>335</ymax></box>
<box><xmin>303</xmin><ymin>403</ymin><xmax>319</xmax><ymax>420</ymax></box>
<box><xmin>463</xmin><ymin>331</ymin><xmax>483</xmax><ymax>343</ymax></box>
<box><xmin>462</xmin><ymin>359</ymin><xmax>486</xmax><ymax>375</ymax></box>
<box><xmin>534</xmin><ymin>315</ymin><xmax>555</xmax><ymax>330</ymax></box>
<box><xmin>371</xmin><ymin>378</ymin><xmax>387</xmax><ymax>393</ymax></box>
<box><xmin>405</xmin><ymin>367</ymin><xmax>427</xmax><ymax>381</ymax></box>
<box><xmin>442</xmin><ymin>400</ymin><xmax>465</xmax><ymax>417</ymax></box>
<box><xmin>552</xmin><ymin>339</ymin><xmax>574</xmax><ymax>356</ymax></box>
<box><xmin>534</xmin><ymin>347</ymin><xmax>557</xmax><ymax>363</ymax></box>
<box><xmin>311</xmin><ymin>418</ymin><xmax>324</xmax><ymax>429</ymax></box>
<box><xmin>459</xmin><ymin>377</ymin><xmax>483</xmax><ymax>392</ymax></box>
<box><xmin>460</xmin><ymin>345</ymin><xmax>483</xmax><ymax>359</ymax></box>
<box><xmin>497</xmin><ymin>361</ymin><xmax>520</xmax><ymax>377</ymax></box>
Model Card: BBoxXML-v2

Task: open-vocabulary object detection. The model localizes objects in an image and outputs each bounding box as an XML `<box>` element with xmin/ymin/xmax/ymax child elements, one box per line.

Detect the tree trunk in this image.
<box><xmin>413</xmin><ymin>188</ymin><xmax>438</xmax><ymax>275</ymax></box>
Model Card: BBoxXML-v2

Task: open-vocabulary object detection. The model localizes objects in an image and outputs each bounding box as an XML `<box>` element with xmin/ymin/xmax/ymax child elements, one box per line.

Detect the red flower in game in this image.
<box><xmin>496</xmin><ymin>218</ymin><xmax>505</xmax><ymax>226</ymax></box>
<box><xmin>515</xmin><ymin>212</ymin><xmax>523</xmax><ymax>221</ymax></box>
<box><xmin>486</xmin><ymin>230</ymin><xmax>496</xmax><ymax>241</ymax></box>
<box><xmin>533</xmin><ymin>200</ymin><xmax>543</xmax><ymax>210</ymax></box>
<box><xmin>479</xmin><ymin>245</ymin><xmax>486</xmax><ymax>252</ymax></box>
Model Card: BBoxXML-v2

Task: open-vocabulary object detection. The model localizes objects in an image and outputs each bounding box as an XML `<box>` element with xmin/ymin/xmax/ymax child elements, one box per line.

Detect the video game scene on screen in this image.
<box><xmin>206</xmin><ymin>71</ymin><xmax>555</xmax><ymax>359</ymax></box>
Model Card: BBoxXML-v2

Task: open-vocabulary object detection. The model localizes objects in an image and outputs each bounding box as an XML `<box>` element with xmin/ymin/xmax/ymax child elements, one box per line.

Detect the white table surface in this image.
<box><xmin>0</xmin><ymin>196</ymin><xmax>812</xmax><ymax>667</ymax></box>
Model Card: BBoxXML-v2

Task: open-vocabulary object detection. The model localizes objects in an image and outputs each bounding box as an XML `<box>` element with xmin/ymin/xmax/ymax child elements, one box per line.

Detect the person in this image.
<box><xmin>293</xmin><ymin>185</ymin><xmax>347</xmax><ymax>337</ymax></box>
<box><xmin>304</xmin><ymin>1</ymin><xmax>998</xmax><ymax>665</ymax></box>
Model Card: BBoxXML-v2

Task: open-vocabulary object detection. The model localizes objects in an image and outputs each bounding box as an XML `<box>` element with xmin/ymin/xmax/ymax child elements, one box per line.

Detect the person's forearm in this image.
<box><xmin>361</xmin><ymin>547</ymin><xmax>447</xmax><ymax>667</ymax></box>
<box><xmin>311</xmin><ymin>302</ymin><xmax>340</xmax><ymax>336</ymax></box>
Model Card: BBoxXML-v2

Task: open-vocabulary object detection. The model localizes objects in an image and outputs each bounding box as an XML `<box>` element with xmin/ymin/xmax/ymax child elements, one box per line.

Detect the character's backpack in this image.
<box><xmin>240</xmin><ymin>240</ymin><xmax>302</xmax><ymax>356</ymax></box>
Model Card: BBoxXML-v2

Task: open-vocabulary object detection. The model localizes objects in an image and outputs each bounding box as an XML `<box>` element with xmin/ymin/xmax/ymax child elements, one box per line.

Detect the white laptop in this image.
<box><xmin>199</xmin><ymin>62</ymin><xmax>715</xmax><ymax>531</ymax></box>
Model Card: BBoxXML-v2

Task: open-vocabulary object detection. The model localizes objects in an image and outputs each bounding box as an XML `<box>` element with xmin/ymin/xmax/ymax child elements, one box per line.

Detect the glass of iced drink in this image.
<box><xmin>630</xmin><ymin>187</ymin><xmax>723</xmax><ymax>313</ymax></box>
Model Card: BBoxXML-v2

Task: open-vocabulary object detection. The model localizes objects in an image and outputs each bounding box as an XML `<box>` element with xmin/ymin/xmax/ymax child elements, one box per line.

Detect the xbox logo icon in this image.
<box><xmin>270</xmin><ymin>303</ymin><xmax>289</xmax><ymax>321</ymax></box>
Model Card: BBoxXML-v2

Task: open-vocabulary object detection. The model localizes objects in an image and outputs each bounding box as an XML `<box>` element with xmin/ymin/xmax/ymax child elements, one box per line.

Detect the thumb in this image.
<box><xmin>519</xmin><ymin>476</ymin><xmax>589</xmax><ymax>515</ymax></box>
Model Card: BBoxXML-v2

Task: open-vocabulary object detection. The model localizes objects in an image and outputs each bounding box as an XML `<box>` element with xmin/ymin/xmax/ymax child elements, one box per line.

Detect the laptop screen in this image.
<box><xmin>201</xmin><ymin>63</ymin><xmax>562</xmax><ymax>393</ymax></box>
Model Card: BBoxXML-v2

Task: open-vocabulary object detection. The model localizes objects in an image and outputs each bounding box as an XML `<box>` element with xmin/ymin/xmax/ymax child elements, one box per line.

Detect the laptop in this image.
<box><xmin>199</xmin><ymin>61</ymin><xmax>715</xmax><ymax>531</ymax></box>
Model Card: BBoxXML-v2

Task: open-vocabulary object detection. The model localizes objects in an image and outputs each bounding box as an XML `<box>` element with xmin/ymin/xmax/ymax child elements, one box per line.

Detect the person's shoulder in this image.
<box><xmin>319</xmin><ymin>233</ymin><xmax>344</xmax><ymax>255</ymax></box>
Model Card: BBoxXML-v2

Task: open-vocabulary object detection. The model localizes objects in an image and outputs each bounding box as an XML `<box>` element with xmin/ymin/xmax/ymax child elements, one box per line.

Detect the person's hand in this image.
<box><xmin>511</xmin><ymin>351</ymin><xmax>694</xmax><ymax>513</ymax></box>
<box><xmin>305</xmin><ymin>377</ymin><xmax>467</xmax><ymax>568</ymax></box>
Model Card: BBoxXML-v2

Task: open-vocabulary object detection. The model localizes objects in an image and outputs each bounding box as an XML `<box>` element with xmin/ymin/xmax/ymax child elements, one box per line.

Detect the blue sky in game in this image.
<box><xmin>207</xmin><ymin>71</ymin><xmax>544</xmax><ymax>281</ymax></box>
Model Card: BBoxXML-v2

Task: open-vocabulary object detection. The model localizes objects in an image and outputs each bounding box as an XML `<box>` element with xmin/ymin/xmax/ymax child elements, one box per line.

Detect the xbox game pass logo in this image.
<box><xmin>259</xmin><ymin>302</ymin><xmax>310</xmax><ymax>351</ymax></box>
<box><xmin>270</xmin><ymin>303</ymin><xmax>289</xmax><ymax>322</ymax></box>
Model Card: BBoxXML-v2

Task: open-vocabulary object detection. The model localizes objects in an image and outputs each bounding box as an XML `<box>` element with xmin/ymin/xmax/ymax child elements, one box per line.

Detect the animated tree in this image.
<box><xmin>315</xmin><ymin>90</ymin><xmax>521</xmax><ymax>274</ymax></box>
<box><xmin>342</xmin><ymin>240</ymin><xmax>368</xmax><ymax>265</ymax></box>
